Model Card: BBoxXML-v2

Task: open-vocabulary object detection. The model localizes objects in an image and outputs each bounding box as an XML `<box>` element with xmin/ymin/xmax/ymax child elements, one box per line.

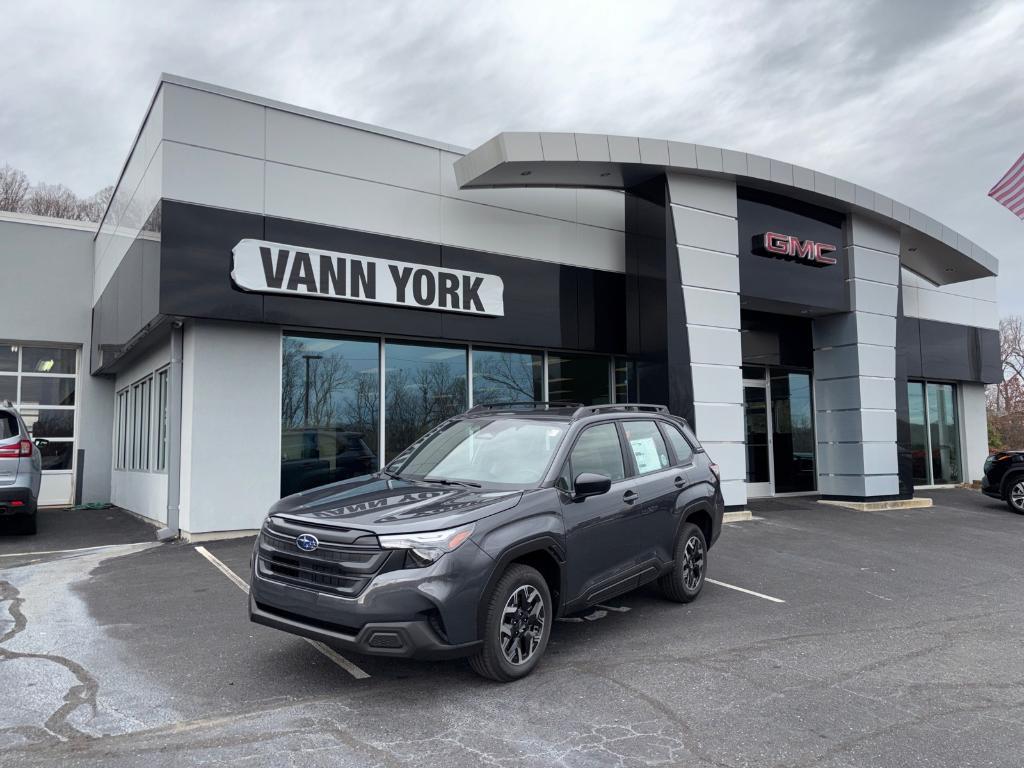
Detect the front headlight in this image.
<box><xmin>378</xmin><ymin>523</ymin><xmax>475</xmax><ymax>567</ymax></box>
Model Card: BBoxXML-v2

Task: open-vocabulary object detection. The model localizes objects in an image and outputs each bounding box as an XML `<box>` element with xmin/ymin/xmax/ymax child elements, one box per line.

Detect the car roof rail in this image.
<box><xmin>571</xmin><ymin>403</ymin><xmax>670</xmax><ymax>420</ymax></box>
<box><xmin>467</xmin><ymin>401</ymin><xmax>583</xmax><ymax>413</ymax></box>
<box><xmin>0</xmin><ymin>400</ymin><xmax>13</xmax><ymax>409</ymax></box>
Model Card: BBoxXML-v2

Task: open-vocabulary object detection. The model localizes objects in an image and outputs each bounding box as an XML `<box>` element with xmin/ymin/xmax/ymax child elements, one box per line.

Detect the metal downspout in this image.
<box><xmin>157</xmin><ymin>322</ymin><xmax>183</xmax><ymax>540</ymax></box>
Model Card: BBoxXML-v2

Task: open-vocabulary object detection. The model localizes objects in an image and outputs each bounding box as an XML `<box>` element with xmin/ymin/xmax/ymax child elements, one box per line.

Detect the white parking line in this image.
<box><xmin>706</xmin><ymin>578</ymin><xmax>786</xmax><ymax>603</ymax></box>
<box><xmin>193</xmin><ymin>545</ymin><xmax>370</xmax><ymax>680</ymax></box>
<box><xmin>0</xmin><ymin>543</ymin><xmax>125</xmax><ymax>557</ymax></box>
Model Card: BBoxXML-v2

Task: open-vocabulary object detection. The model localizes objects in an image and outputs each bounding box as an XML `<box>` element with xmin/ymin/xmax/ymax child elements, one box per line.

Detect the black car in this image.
<box><xmin>982</xmin><ymin>450</ymin><xmax>1024</xmax><ymax>513</ymax></box>
<box><xmin>249</xmin><ymin>402</ymin><xmax>724</xmax><ymax>681</ymax></box>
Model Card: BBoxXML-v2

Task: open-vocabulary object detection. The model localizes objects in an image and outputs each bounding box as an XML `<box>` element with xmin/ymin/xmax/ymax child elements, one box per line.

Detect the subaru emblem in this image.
<box><xmin>295</xmin><ymin>533</ymin><xmax>319</xmax><ymax>552</ymax></box>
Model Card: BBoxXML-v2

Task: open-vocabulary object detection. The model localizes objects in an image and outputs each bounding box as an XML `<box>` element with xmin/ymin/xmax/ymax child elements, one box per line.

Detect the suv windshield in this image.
<box><xmin>390</xmin><ymin>418</ymin><xmax>568</xmax><ymax>489</ymax></box>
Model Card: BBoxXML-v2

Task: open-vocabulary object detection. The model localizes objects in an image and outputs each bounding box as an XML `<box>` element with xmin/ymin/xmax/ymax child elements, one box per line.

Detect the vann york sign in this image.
<box><xmin>752</xmin><ymin>231</ymin><xmax>837</xmax><ymax>268</ymax></box>
<box><xmin>231</xmin><ymin>239</ymin><xmax>505</xmax><ymax>317</ymax></box>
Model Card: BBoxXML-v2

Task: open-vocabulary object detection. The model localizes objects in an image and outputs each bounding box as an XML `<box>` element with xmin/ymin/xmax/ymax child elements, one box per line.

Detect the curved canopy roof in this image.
<box><xmin>454</xmin><ymin>132</ymin><xmax>997</xmax><ymax>285</ymax></box>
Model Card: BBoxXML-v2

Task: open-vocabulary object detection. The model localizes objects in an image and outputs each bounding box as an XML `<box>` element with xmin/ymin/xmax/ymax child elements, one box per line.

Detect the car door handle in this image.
<box><xmin>674</xmin><ymin>476</ymin><xmax>686</xmax><ymax>489</ymax></box>
<box><xmin>622</xmin><ymin>490</ymin><xmax>639</xmax><ymax>504</ymax></box>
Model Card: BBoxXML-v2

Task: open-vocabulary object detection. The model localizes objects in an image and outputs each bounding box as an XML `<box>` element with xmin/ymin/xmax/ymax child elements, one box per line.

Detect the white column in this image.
<box><xmin>813</xmin><ymin>215</ymin><xmax>900</xmax><ymax>497</ymax></box>
<box><xmin>667</xmin><ymin>174</ymin><xmax>746</xmax><ymax>507</ymax></box>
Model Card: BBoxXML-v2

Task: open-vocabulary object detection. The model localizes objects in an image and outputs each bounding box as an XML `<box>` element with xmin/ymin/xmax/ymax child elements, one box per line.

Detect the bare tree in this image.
<box><xmin>987</xmin><ymin>315</ymin><xmax>1024</xmax><ymax>450</ymax></box>
<box><xmin>77</xmin><ymin>185</ymin><xmax>114</xmax><ymax>223</ymax></box>
<box><xmin>24</xmin><ymin>182</ymin><xmax>82</xmax><ymax>220</ymax></box>
<box><xmin>0</xmin><ymin>164</ymin><xmax>30</xmax><ymax>213</ymax></box>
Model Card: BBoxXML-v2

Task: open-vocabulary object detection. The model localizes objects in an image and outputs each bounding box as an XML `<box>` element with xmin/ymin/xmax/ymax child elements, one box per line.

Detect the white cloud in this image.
<box><xmin>2</xmin><ymin>0</ymin><xmax>1022</xmax><ymax>311</ymax></box>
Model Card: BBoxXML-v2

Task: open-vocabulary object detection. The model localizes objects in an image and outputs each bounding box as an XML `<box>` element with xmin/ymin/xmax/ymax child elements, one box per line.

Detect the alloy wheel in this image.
<box><xmin>499</xmin><ymin>584</ymin><xmax>545</xmax><ymax>665</ymax></box>
<box><xmin>682</xmin><ymin>535</ymin><xmax>706</xmax><ymax>591</ymax></box>
<box><xmin>1011</xmin><ymin>482</ymin><xmax>1024</xmax><ymax>512</ymax></box>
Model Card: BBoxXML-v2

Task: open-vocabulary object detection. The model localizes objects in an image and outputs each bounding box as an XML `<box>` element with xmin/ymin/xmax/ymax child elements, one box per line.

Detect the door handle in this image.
<box><xmin>674</xmin><ymin>476</ymin><xmax>686</xmax><ymax>489</ymax></box>
<box><xmin>622</xmin><ymin>490</ymin><xmax>639</xmax><ymax>504</ymax></box>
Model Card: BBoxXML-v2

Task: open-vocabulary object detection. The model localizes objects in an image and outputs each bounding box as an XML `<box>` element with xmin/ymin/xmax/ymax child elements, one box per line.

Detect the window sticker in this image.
<box><xmin>630</xmin><ymin>437</ymin><xmax>666</xmax><ymax>474</ymax></box>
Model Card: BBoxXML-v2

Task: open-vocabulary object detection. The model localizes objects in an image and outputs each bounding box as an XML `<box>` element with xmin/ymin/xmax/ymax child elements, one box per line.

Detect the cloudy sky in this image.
<box><xmin>3</xmin><ymin>0</ymin><xmax>1022</xmax><ymax>312</ymax></box>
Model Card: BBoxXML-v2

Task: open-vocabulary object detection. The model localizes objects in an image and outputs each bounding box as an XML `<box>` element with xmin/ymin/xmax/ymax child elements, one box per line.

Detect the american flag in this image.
<box><xmin>989</xmin><ymin>152</ymin><xmax>1024</xmax><ymax>219</ymax></box>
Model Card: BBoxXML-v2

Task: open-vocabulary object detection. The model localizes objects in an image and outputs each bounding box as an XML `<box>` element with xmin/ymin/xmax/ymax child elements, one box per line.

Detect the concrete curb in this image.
<box><xmin>818</xmin><ymin>498</ymin><xmax>934</xmax><ymax>512</ymax></box>
<box><xmin>723</xmin><ymin>510</ymin><xmax>753</xmax><ymax>523</ymax></box>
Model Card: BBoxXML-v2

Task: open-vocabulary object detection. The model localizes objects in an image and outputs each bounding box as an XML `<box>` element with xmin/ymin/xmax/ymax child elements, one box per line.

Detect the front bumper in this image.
<box><xmin>249</xmin><ymin>531</ymin><xmax>495</xmax><ymax>658</ymax></box>
<box><xmin>249</xmin><ymin>595</ymin><xmax>481</xmax><ymax>659</ymax></box>
<box><xmin>980</xmin><ymin>474</ymin><xmax>1001</xmax><ymax>500</ymax></box>
<box><xmin>0</xmin><ymin>486</ymin><xmax>35</xmax><ymax>516</ymax></box>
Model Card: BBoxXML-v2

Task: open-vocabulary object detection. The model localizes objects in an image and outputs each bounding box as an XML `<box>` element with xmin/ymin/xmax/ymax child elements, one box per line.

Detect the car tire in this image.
<box><xmin>20</xmin><ymin>513</ymin><xmax>37</xmax><ymax>535</ymax></box>
<box><xmin>1006</xmin><ymin>478</ymin><xmax>1024</xmax><ymax>515</ymax></box>
<box><xmin>659</xmin><ymin>522</ymin><xmax>707</xmax><ymax>603</ymax></box>
<box><xmin>469</xmin><ymin>564</ymin><xmax>552</xmax><ymax>682</ymax></box>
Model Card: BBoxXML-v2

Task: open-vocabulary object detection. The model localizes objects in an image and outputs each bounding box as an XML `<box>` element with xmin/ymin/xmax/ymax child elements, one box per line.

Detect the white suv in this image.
<box><xmin>0</xmin><ymin>403</ymin><xmax>46</xmax><ymax>535</ymax></box>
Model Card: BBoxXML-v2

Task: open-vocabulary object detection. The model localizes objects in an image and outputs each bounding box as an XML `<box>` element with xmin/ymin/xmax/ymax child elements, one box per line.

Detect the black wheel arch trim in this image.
<box><xmin>1000</xmin><ymin>470</ymin><xmax>1024</xmax><ymax>498</ymax></box>
<box><xmin>477</xmin><ymin>536</ymin><xmax>566</xmax><ymax>631</ymax></box>
<box><xmin>674</xmin><ymin>501</ymin><xmax>714</xmax><ymax>550</ymax></box>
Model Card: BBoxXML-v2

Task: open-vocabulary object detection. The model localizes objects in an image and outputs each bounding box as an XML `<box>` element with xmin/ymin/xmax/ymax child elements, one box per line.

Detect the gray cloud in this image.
<box><xmin>2</xmin><ymin>0</ymin><xmax>1022</xmax><ymax>312</ymax></box>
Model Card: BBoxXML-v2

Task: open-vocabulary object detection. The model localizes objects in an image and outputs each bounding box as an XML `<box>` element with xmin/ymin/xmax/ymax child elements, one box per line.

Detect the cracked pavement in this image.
<box><xmin>2</xmin><ymin>489</ymin><xmax>1024</xmax><ymax>766</ymax></box>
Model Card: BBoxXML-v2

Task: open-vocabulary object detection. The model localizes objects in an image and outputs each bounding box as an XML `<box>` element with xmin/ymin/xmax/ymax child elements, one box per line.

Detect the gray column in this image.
<box><xmin>667</xmin><ymin>173</ymin><xmax>746</xmax><ymax>507</ymax></box>
<box><xmin>813</xmin><ymin>215</ymin><xmax>900</xmax><ymax>498</ymax></box>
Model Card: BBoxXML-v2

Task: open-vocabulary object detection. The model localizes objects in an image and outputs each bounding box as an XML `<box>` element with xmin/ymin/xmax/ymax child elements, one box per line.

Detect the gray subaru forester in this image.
<box><xmin>0</xmin><ymin>403</ymin><xmax>45</xmax><ymax>535</ymax></box>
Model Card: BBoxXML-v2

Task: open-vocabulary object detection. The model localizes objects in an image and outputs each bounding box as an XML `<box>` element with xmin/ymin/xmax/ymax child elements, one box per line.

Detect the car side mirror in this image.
<box><xmin>34</xmin><ymin>438</ymin><xmax>49</xmax><ymax>447</ymax></box>
<box><xmin>573</xmin><ymin>472</ymin><xmax>611</xmax><ymax>502</ymax></box>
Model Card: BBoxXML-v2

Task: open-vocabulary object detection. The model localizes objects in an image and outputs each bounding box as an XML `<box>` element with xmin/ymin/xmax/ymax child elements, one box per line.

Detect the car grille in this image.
<box><xmin>256</xmin><ymin>524</ymin><xmax>390</xmax><ymax>597</ymax></box>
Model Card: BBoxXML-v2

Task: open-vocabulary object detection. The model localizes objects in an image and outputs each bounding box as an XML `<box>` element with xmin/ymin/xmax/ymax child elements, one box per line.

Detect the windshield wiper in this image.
<box><xmin>421</xmin><ymin>477</ymin><xmax>483</xmax><ymax>489</ymax></box>
<box><xmin>380</xmin><ymin>469</ymin><xmax>405</xmax><ymax>481</ymax></box>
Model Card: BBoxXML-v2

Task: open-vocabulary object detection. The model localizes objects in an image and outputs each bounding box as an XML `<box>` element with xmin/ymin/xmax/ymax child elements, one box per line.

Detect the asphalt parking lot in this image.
<box><xmin>2</xmin><ymin>489</ymin><xmax>1024</xmax><ymax>767</ymax></box>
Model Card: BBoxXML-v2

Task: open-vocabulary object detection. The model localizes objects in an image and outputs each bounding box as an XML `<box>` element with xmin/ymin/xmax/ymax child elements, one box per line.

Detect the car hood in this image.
<box><xmin>268</xmin><ymin>475</ymin><xmax>524</xmax><ymax>534</ymax></box>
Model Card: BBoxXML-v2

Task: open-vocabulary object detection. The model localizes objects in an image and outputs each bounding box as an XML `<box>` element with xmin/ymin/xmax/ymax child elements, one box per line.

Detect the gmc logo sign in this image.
<box><xmin>753</xmin><ymin>231</ymin><xmax>837</xmax><ymax>268</ymax></box>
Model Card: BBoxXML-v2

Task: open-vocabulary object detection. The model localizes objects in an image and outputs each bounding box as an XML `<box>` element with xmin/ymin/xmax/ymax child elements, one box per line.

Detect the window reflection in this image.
<box><xmin>20</xmin><ymin>377</ymin><xmax>75</xmax><ymax>406</ymax></box>
<box><xmin>0</xmin><ymin>345</ymin><xmax>16</xmax><ymax>373</ymax></box>
<box><xmin>547</xmin><ymin>353</ymin><xmax>610</xmax><ymax>405</ymax></box>
<box><xmin>907</xmin><ymin>380</ymin><xmax>962</xmax><ymax>485</ymax></box>
<box><xmin>280</xmin><ymin>335</ymin><xmax>380</xmax><ymax>496</ymax></box>
<box><xmin>927</xmin><ymin>382</ymin><xmax>961</xmax><ymax>484</ymax></box>
<box><xmin>22</xmin><ymin>347</ymin><xmax>77</xmax><ymax>374</ymax></box>
<box><xmin>472</xmin><ymin>349</ymin><xmax>542</xmax><ymax>405</ymax></box>
<box><xmin>907</xmin><ymin>381</ymin><xmax>929</xmax><ymax>484</ymax></box>
<box><xmin>614</xmin><ymin>358</ymin><xmax>637</xmax><ymax>403</ymax></box>
<box><xmin>385</xmin><ymin>342</ymin><xmax>467</xmax><ymax>462</ymax></box>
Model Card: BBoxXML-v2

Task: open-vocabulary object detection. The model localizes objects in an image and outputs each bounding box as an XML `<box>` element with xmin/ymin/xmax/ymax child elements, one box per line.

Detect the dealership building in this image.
<box><xmin>0</xmin><ymin>74</ymin><xmax>1000</xmax><ymax>537</ymax></box>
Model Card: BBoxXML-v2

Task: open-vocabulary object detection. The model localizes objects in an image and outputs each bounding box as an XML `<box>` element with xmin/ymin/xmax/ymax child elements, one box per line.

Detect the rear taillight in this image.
<box><xmin>0</xmin><ymin>440</ymin><xmax>33</xmax><ymax>458</ymax></box>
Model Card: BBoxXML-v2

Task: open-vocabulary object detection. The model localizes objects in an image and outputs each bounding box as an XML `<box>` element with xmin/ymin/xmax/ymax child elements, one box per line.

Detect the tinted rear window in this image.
<box><xmin>680</xmin><ymin>422</ymin><xmax>702</xmax><ymax>450</ymax></box>
<box><xmin>0</xmin><ymin>412</ymin><xmax>18</xmax><ymax>440</ymax></box>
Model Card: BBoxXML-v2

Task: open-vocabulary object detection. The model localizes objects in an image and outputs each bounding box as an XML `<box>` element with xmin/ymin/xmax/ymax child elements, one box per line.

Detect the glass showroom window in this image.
<box><xmin>547</xmin><ymin>353</ymin><xmax>611</xmax><ymax>405</ymax></box>
<box><xmin>613</xmin><ymin>357</ymin><xmax>638</xmax><ymax>403</ymax></box>
<box><xmin>471</xmin><ymin>348</ymin><xmax>542</xmax><ymax>405</ymax></box>
<box><xmin>0</xmin><ymin>344</ymin><xmax>78</xmax><ymax>473</ymax></box>
<box><xmin>114</xmin><ymin>388</ymin><xmax>129</xmax><ymax>470</ymax></box>
<box><xmin>385</xmin><ymin>341</ymin><xmax>467</xmax><ymax>462</ymax></box>
<box><xmin>155</xmin><ymin>368</ymin><xmax>169</xmax><ymax>472</ymax></box>
<box><xmin>280</xmin><ymin>334</ymin><xmax>381</xmax><ymax>497</ymax></box>
<box><xmin>277</xmin><ymin>333</ymin><xmax>632</xmax><ymax>497</ymax></box>
<box><xmin>907</xmin><ymin>380</ymin><xmax>962</xmax><ymax>485</ymax></box>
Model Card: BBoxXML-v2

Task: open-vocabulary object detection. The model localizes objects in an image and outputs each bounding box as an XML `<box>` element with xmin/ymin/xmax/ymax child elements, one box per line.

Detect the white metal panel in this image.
<box><xmin>682</xmin><ymin>286</ymin><xmax>741</xmax><ymax>330</ymax></box>
<box><xmin>265</xmin><ymin>161</ymin><xmax>441</xmax><ymax>244</ymax></box>
<box><xmin>162</xmin><ymin>142</ymin><xmax>265</xmax><ymax>215</ymax></box>
<box><xmin>690</xmin><ymin>363</ymin><xmax>743</xmax><ymax>405</ymax></box>
<box><xmin>666</xmin><ymin>174</ymin><xmax>737</xmax><ymax>218</ymax></box>
<box><xmin>267</xmin><ymin>108</ymin><xmax>441</xmax><ymax>194</ymax></box>
<box><xmin>686</xmin><ymin>326</ymin><xmax>742</xmax><ymax>367</ymax></box>
<box><xmin>162</xmin><ymin>83</ymin><xmax>266</xmax><ymax>159</ymax></box>
<box><xmin>671</xmin><ymin>206</ymin><xmax>738</xmax><ymax>255</ymax></box>
<box><xmin>677</xmin><ymin>247</ymin><xmax>740</xmax><ymax>292</ymax></box>
<box><xmin>693</xmin><ymin>402</ymin><xmax>744</xmax><ymax>443</ymax></box>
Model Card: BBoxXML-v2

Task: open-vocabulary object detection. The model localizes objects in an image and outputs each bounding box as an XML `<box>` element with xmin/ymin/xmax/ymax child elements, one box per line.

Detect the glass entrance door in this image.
<box><xmin>743</xmin><ymin>369</ymin><xmax>772</xmax><ymax>497</ymax></box>
<box><xmin>743</xmin><ymin>366</ymin><xmax>817</xmax><ymax>497</ymax></box>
